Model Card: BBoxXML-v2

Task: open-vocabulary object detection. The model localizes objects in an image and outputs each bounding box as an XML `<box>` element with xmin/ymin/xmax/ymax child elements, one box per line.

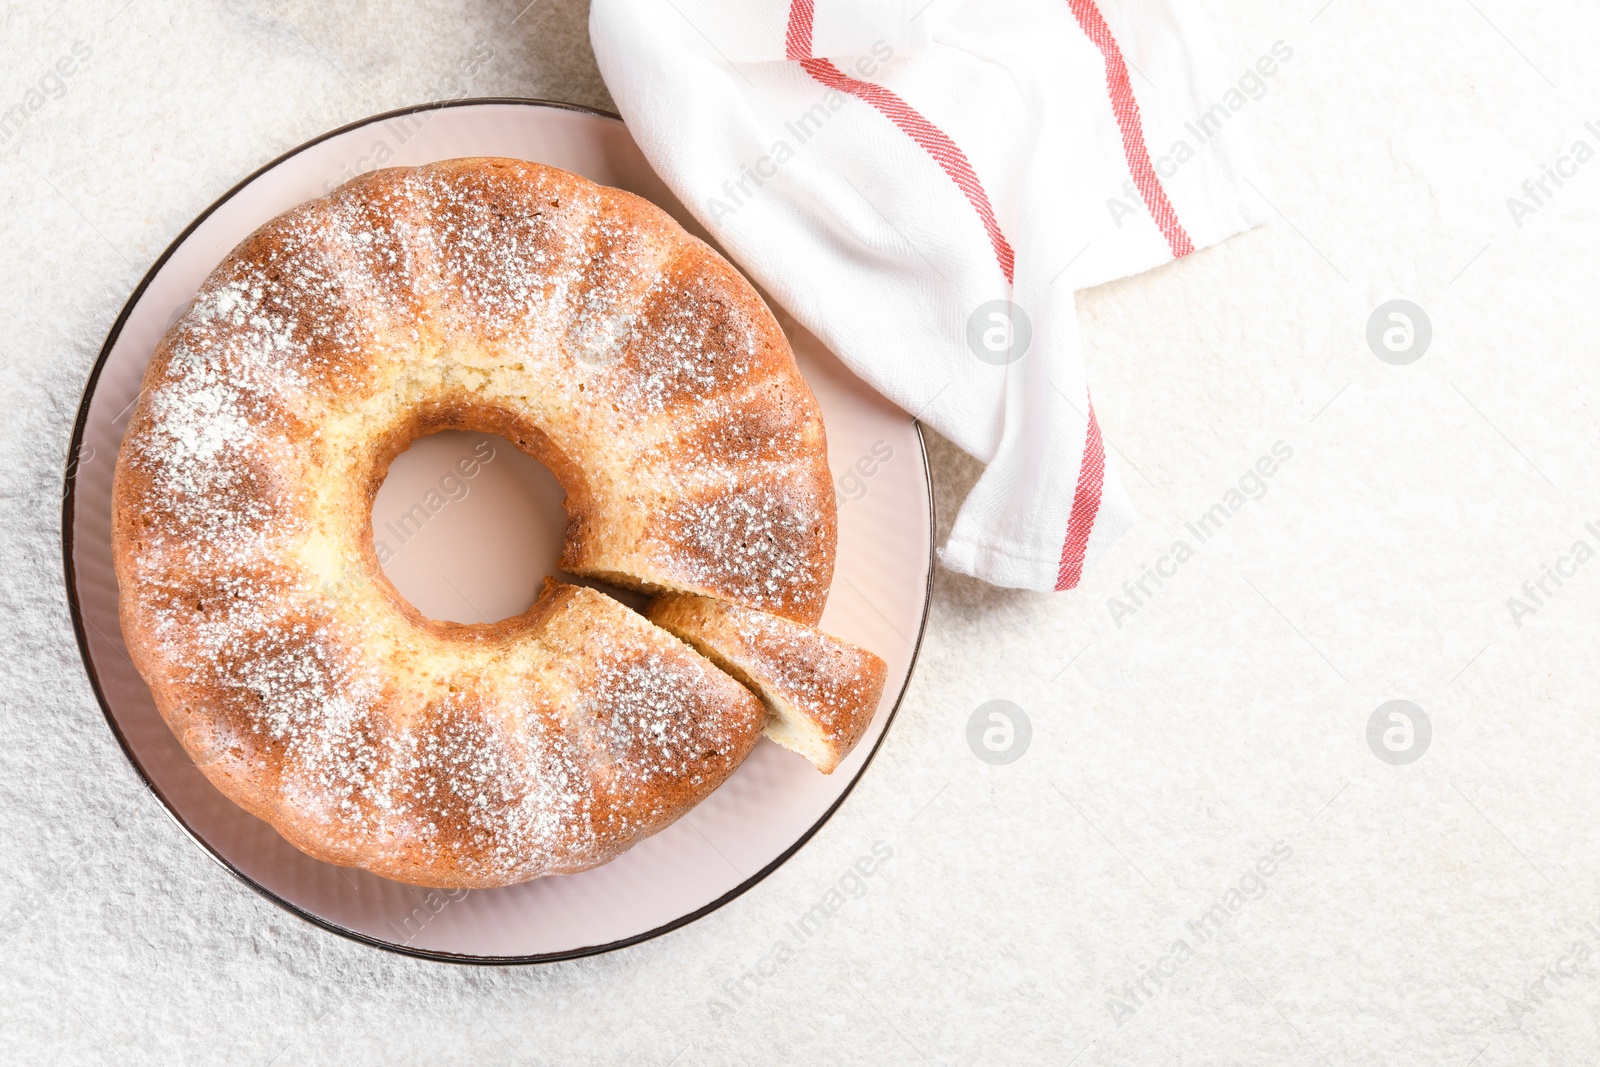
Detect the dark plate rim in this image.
<box><xmin>60</xmin><ymin>96</ymin><xmax>937</xmax><ymax>966</ymax></box>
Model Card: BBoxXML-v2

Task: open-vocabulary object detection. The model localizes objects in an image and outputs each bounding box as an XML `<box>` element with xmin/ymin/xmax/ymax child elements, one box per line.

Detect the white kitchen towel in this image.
<box><xmin>588</xmin><ymin>0</ymin><xmax>1270</xmax><ymax>592</ymax></box>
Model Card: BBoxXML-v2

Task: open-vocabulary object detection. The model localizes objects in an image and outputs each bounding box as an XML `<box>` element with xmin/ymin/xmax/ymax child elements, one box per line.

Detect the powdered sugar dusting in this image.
<box><xmin>111</xmin><ymin>158</ymin><xmax>832</xmax><ymax>886</ymax></box>
<box><xmin>660</xmin><ymin>472</ymin><xmax>831</xmax><ymax>616</ymax></box>
<box><xmin>649</xmin><ymin>595</ymin><xmax>887</xmax><ymax>774</ymax></box>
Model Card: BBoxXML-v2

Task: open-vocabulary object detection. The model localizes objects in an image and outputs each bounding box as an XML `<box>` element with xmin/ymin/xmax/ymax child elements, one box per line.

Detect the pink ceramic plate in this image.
<box><xmin>63</xmin><ymin>100</ymin><xmax>933</xmax><ymax>962</ymax></box>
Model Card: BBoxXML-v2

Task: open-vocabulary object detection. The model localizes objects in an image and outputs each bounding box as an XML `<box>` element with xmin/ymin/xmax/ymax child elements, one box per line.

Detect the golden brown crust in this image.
<box><xmin>110</xmin><ymin>158</ymin><xmax>832</xmax><ymax>887</ymax></box>
<box><xmin>646</xmin><ymin>594</ymin><xmax>888</xmax><ymax>775</ymax></box>
<box><xmin>557</xmin><ymin>237</ymin><xmax>837</xmax><ymax>624</ymax></box>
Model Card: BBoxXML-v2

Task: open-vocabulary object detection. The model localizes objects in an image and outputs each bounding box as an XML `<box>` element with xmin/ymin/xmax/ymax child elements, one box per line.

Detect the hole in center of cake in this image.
<box><xmin>372</xmin><ymin>430</ymin><xmax>567</xmax><ymax>624</ymax></box>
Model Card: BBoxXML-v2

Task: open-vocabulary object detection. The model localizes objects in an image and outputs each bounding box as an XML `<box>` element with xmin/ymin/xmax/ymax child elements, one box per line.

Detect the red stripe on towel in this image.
<box><xmin>785</xmin><ymin>2</ymin><xmax>1015</xmax><ymax>283</ymax></box>
<box><xmin>1055</xmin><ymin>402</ymin><xmax>1106</xmax><ymax>590</ymax></box>
<box><xmin>1066</xmin><ymin>0</ymin><xmax>1195</xmax><ymax>258</ymax></box>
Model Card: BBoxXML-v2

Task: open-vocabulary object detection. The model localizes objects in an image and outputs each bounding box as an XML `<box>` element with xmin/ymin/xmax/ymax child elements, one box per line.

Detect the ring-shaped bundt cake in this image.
<box><xmin>111</xmin><ymin>158</ymin><xmax>844</xmax><ymax>888</ymax></box>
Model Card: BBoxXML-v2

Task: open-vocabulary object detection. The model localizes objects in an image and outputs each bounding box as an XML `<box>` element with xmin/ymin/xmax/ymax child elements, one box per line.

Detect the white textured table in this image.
<box><xmin>5</xmin><ymin>2</ymin><xmax>1598</xmax><ymax>1063</ymax></box>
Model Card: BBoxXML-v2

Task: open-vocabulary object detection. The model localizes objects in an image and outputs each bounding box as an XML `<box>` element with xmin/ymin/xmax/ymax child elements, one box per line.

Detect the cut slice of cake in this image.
<box><xmin>647</xmin><ymin>593</ymin><xmax>887</xmax><ymax>774</ymax></box>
